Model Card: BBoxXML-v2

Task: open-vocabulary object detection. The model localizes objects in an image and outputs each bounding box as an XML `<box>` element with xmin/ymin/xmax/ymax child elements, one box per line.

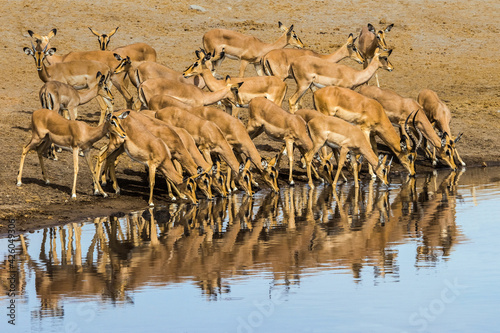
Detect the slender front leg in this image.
<box><xmin>333</xmin><ymin>147</ymin><xmax>349</xmax><ymax>188</ymax></box>
<box><xmin>84</xmin><ymin>150</ymin><xmax>107</xmax><ymax>197</ymax></box>
<box><xmin>147</xmin><ymin>163</ymin><xmax>157</xmax><ymax>206</ymax></box>
<box><xmin>238</xmin><ymin>59</ymin><xmax>249</xmax><ymax>77</ymax></box>
<box><xmin>288</xmin><ymin>82</ymin><xmax>311</xmax><ymax>113</ymax></box>
<box><xmin>285</xmin><ymin>140</ymin><xmax>295</xmax><ymax>185</ymax></box>
<box><xmin>17</xmin><ymin>137</ymin><xmax>42</xmax><ymax>186</ymax></box>
<box><xmin>71</xmin><ymin>148</ymin><xmax>80</xmax><ymax>199</ymax></box>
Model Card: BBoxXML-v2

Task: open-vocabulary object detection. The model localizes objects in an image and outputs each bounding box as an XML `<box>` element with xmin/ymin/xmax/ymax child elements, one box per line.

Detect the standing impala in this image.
<box><xmin>137</xmin><ymin>76</ymin><xmax>241</xmax><ymax>109</ymax></box>
<box><xmin>202</xmin><ymin>21</ymin><xmax>304</xmax><ymax>77</ymax></box>
<box><xmin>246</xmin><ymin>97</ymin><xmax>315</xmax><ymax>186</ymax></box>
<box><xmin>99</xmin><ymin>111</ymin><xmax>198</xmax><ymax>206</ymax></box>
<box><xmin>417</xmin><ymin>89</ymin><xmax>465</xmax><ymax>167</ymax></box>
<box><xmin>17</xmin><ymin>109</ymin><xmax>128</xmax><ymax>200</ymax></box>
<box><xmin>295</xmin><ymin>109</ymin><xmax>392</xmax><ymax>188</ymax></box>
<box><xmin>357</xmin><ymin>23</ymin><xmax>394</xmax><ymax>87</ymax></box>
<box><xmin>288</xmin><ymin>47</ymin><xmax>393</xmax><ymax>112</ymax></box>
<box><xmin>182</xmin><ymin>49</ymin><xmax>287</xmax><ymax>117</ymax></box>
<box><xmin>39</xmin><ymin>71</ymin><xmax>113</xmax><ymax>123</ymax></box>
<box><xmin>88</xmin><ymin>26</ymin><xmax>157</xmax><ymax>62</ymax></box>
<box><xmin>359</xmin><ymin>85</ymin><xmax>457</xmax><ymax>169</ymax></box>
<box><xmin>313</xmin><ymin>86</ymin><xmax>419</xmax><ymax>177</ymax></box>
<box><xmin>262</xmin><ymin>33</ymin><xmax>364</xmax><ymax>81</ymax></box>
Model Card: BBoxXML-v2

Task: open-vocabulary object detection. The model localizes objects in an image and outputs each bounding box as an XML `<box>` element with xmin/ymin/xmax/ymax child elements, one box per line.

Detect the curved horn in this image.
<box><xmin>412</xmin><ymin>109</ymin><xmax>423</xmax><ymax>151</ymax></box>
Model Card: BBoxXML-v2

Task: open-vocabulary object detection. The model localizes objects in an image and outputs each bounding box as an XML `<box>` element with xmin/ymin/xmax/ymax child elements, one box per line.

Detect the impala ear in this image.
<box><xmin>48</xmin><ymin>28</ymin><xmax>57</xmax><ymax>38</ymax></box>
<box><xmin>108</xmin><ymin>27</ymin><xmax>119</xmax><ymax>37</ymax></box>
<box><xmin>261</xmin><ymin>158</ymin><xmax>268</xmax><ymax>169</ymax></box>
<box><xmin>89</xmin><ymin>27</ymin><xmax>100</xmax><ymax>37</ymax></box>
<box><xmin>23</xmin><ymin>47</ymin><xmax>33</xmax><ymax>55</ymax></box>
<box><xmin>47</xmin><ymin>48</ymin><xmax>56</xmax><ymax>55</ymax></box>
<box><xmin>278</xmin><ymin>21</ymin><xmax>284</xmax><ymax>30</ymax></box>
<box><xmin>367</xmin><ymin>23</ymin><xmax>375</xmax><ymax>34</ymax></box>
<box><xmin>118</xmin><ymin>110</ymin><xmax>130</xmax><ymax>119</ymax></box>
<box><xmin>287</xmin><ymin>25</ymin><xmax>294</xmax><ymax>35</ymax></box>
<box><xmin>197</xmin><ymin>166</ymin><xmax>204</xmax><ymax>175</ymax></box>
<box><xmin>105</xmin><ymin>113</ymin><xmax>112</xmax><ymax>121</ymax></box>
<box><xmin>114</xmin><ymin>53</ymin><xmax>123</xmax><ymax>61</ymax></box>
<box><xmin>385</xmin><ymin>24</ymin><xmax>394</xmax><ymax>32</ymax></box>
<box><xmin>326</xmin><ymin>151</ymin><xmax>334</xmax><ymax>161</ymax></box>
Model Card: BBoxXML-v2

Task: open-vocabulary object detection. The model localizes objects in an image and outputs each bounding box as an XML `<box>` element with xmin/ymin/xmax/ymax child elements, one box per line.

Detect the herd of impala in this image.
<box><xmin>16</xmin><ymin>22</ymin><xmax>465</xmax><ymax>206</ymax></box>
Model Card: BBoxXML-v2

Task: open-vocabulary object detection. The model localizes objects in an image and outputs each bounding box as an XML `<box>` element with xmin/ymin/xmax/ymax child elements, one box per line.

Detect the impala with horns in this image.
<box><xmin>39</xmin><ymin>71</ymin><xmax>113</xmax><ymax>123</ymax></box>
<box><xmin>155</xmin><ymin>106</ymin><xmax>254</xmax><ymax>195</ymax></box>
<box><xmin>96</xmin><ymin>110</ymin><xmax>213</xmax><ymax>200</ymax></box>
<box><xmin>183</xmin><ymin>49</ymin><xmax>287</xmax><ymax>117</ymax></box>
<box><xmin>417</xmin><ymin>89</ymin><xmax>465</xmax><ymax>167</ymax></box>
<box><xmin>357</xmin><ymin>23</ymin><xmax>394</xmax><ymax>87</ymax></box>
<box><xmin>295</xmin><ymin>108</ymin><xmax>392</xmax><ymax>188</ymax></box>
<box><xmin>313</xmin><ymin>86</ymin><xmax>420</xmax><ymax>177</ymax></box>
<box><xmin>17</xmin><ymin>109</ymin><xmax>128</xmax><ymax>199</ymax></box>
<box><xmin>88</xmin><ymin>26</ymin><xmax>157</xmax><ymax>62</ymax></box>
<box><xmin>359</xmin><ymin>85</ymin><xmax>457</xmax><ymax>169</ymax></box>
<box><xmin>97</xmin><ymin>110</ymin><xmax>198</xmax><ymax>206</ymax></box>
<box><xmin>202</xmin><ymin>21</ymin><xmax>304</xmax><ymax>77</ymax></box>
<box><xmin>246</xmin><ymin>97</ymin><xmax>317</xmax><ymax>186</ymax></box>
<box><xmin>262</xmin><ymin>33</ymin><xmax>364</xmax><ymax>81</ymax></box>
<box><xmin>288</xmin><ymin>47</ymin><xmax>393</xmax><ymax>112</ymax></box>
<box><xmin>138</xmin><ymin>76</ymin><xmax>242</xmax><ymax>109</ymax></box>
<box><xmin>178</xmin><ymin>103</ymin><xmax>280</xmax><ymax>193</ymax></box>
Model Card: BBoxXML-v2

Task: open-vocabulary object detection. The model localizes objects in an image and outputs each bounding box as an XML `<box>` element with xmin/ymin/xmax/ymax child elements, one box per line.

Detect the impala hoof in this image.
<box><xmin>45</xmin><ymin>179</ymin><xmax>50</xmax><ymax>184</ymax></box>
<box><xmin>115</xmin><ymin>188</ymin><xmax>121</xmax><ymax>195</ymax></box>
<box><xmin>149</xmin><ymin>202</ymin><xmax>155</xmax><ymax>207</ymax></box>
<box><xmin>71</xmin><ymin>194</ymin><xmax>77</xmax><ymax>200</ymax></box>
<box><xmin>289</xmin><ymin>180</ymin><xmax>295</xmax><ymax>186</ymax></box>
<box><xmin>16</xmin><ymin>181</ymin><xmax>22</xmax><ymax>187</ymax></box>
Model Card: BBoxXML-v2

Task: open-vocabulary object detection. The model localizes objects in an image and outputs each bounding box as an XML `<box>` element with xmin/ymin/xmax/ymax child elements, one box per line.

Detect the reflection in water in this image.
<box><xmin>1</xmin><ymin>167</ymin><xmax>490</xmax><ymax>325</ymax></box>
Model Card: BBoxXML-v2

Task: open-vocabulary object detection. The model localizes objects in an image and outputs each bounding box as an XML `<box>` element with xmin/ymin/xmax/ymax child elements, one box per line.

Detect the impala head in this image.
<box><xmin>375</xmin><ymin>154</ymin><xmax>392</xmax><ymax>186</ymax></box>
<box><xmin>375</xmin><ymin>24</ymin><xmax>394</xmax><ymax>51</ymax></box>
<box><xmin>374</xmin><ymin>47</ymin><xmax>394</xmax><ymax>72</ymax></box>
<box><xmin>438</xmin><ymin>132</ymin><xmax>459</xmax><ymax>169</ymax></box>
<box><xmin>278</xmin><ymin>21</ymin><xmax>304</xmax><ymax>48</ymax></box>
<box><xmin>27</xmin><ymin>28</ymin><xmax>57</xmax><ymax>51</ymax></box>
<box><xmin>346</xmin><ymin>33</ymin><xmax>365</xmax><ymax>64</ymax></box>
<box><xmin>238</xmin><ymin>158</ymin><xmax>254</xmax><ymax>196</ymax></box>
<box><xmin>89</xmin><ymin>27</ymin><xmax>119</xmax><ymax>51</ymax></box>
<box><xmin>399</xmin><ymin>110</ymin><xmax>423</xmax><ymax>176</ymax></box>
<box><xmin>211</xmin><ymin>161</ymin><xmax>228</xmax><ymax>197</ymax></box>
<box><xmin>226</xmin><ymin>76</ymin><xmax>245</xmax><ymax>107</ymax></box>
<box><xmin>24</xmin><ymin>42</ymin><xmax>55</xmax><ymax>71</ymax></box>
<box><xmin>179</xmin><ymin>177</ymin><xmax>198</xmax><ymax>204</ymax></box>
<box><xmin>261</xmin><ymin>155</ymin><xmax>279</xmax><ymax>193</ymax></box>
<box><xmin>195</xmin><ymin>167</ymin><xmax>213</xmax><ymax>200</ymax></box>
<box><xmin>311</xmin><ymin>152</ymin><xmax>335</xmax><ymax>185</ymax></box>
<box><xmin>106</xmin><ymin>110</ymin><xmax>129</xmax><ymax>139</ymax></box>
<box><xmin>96</xmin><ymin>71</ymin><xmax>114</xmax><ymax>102</ymax></box>
<box><xmin>346</xmin><ymin>151</ymin><xmax>364</xmax><ymax>176</ymax></box>
<box><xmin>113</xmin><ymin>53</ymin><xmax>131</xmax><ymax>74</ymax></box>
<box><xmin>183</xmin><ymin>48</ymin><xmax>214</xmax><ymax>77</ymax></box>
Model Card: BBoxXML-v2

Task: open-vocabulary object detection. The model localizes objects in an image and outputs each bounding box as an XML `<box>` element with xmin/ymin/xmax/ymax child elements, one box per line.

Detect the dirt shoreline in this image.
<box><xmin>1</xmin><ymin>0</ymin><xmax>499</xmax><ymax>235</ymax></box>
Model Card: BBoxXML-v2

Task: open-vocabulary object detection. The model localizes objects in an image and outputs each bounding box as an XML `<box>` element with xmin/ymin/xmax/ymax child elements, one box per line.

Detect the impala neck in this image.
<box><xmin>323</xmin><ymin>43</ymin><xmax>348</xmax><ymax>62</ymax></box>
<box><xmin>84</xmin><ymin>122</ymin><xmax>110</xmax><ymax>147</ymax></box>
<box><xmin>201</xmin><ymin>86</ymin><xmax>231</xmax><ymax>105</ymax></box>
<box><xmin>261</xmin><ymin>32</ymin><xmax>289</xmax><ymax>56</ymax></box>
<box><xmin>351</xmin><ymin>56</ymin><xmax>382</xmax><ymax>87</ymax></box>
<box><xmin>77</xmin><ymin>83</ymin><xmax>101</xmax><ymax>104</ymax></box>
<box><xmin>199</xmin><ymin>68</ymin><xmax>225</xmax><ymax>92</ymax></box>
<box><xmin>375</xmin><ymin>118</ymin><xmax>404</xmax><ymax>156</ymax></box>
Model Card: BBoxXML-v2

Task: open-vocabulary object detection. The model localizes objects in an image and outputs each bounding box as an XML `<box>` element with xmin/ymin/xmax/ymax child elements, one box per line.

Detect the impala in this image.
<box><xmin>99</xmin><ymin>110</ymin><xmax>198</xmax><ymax>206</ymax></box>
<box><xmin>88</xmin><ymin>26</ymin><xmax>157</xmax><ymax>62</ymax></box>
<box><xmin>138</xmin><ymin>76</ymin><xmax>241</xmax><ymax>109</ymax></box>
<box><xmin>295</xmin><ymin>108</ymin><xmax>392</xmax><ymax>188</ymax></box>
<box><xmin>39</xmin><ymin>71</ymin><xmax>113</xmax><ymax>124</ymax></box>
<box><xmin>288</xmin><ymin>47</ymin><xmax>393</xmax><ymax>112</ymax></box>
<box><xmin>313</xmin><ymin>86</ymin><xmax>419</xmax><ymax>176</ymax></box>
<box><xmin>17</xmin><ymin>109</ymin><xmax>128</xmax><ymax>199</ymax></box>
<box><xmin>155</xmin><ymin>106</ymin><xmax>254</xmax><ymax>195</ymax></box>
<box><xmin>262</xmin><ymin>33</ymin><xmax>364</xmax><ymax>81</ymax></box>
<box><xmin>202</xmin><ymin>21</ymin><xmax>304</xmax><ymax>77</ymax></box>
<box><xmin>357</xmin><ymin>23</ymin><xmax>394</xmax><ymax>86</ymax></box>
<box><xmin>181</xmin><ymin>104</ymin><xmax>280</xmax><ymax>193</ymax></box>
<box><xmin>96</xmin><ymin>111</ymin><xmax>213</xmax><ymax>199</ymax></box>
<box><xmin>417</xmin><ymin>89</ymin><xmax>465</xmax><ymax>166</ymax></box>
<box><xmin>113</xmin><ymin>54</ymin><xmax>205</xmax><ymax>91</ymax></box>
<box><xmin>246</xmin><ymin>97</ymin><xmax>315</xmax><ymax>185</ymax></box>
<box><xmin>359</xmin><ymin>85</ymin><xmax>457</xmax><ymax>169</ymax></box>
<box><xmin>182</xmin><ymin>49</ymin><xmax>287</xmax><ymax>117</ymax></box>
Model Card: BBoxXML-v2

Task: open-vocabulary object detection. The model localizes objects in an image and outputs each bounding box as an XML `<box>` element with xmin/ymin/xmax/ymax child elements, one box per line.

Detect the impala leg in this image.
<box><xmin>454</xmin><ymin>149</ymin><xmax>466</xmax><ymax>167</ymax></box>
<box><xmin>84</xmin><ymin>150</ymin><xmax>107</xmax><ymax>197</ymax></box>
<box><xmin>238</xmin><ymin>60</ymin><xmax>249</xmax><ymax>77</ymax></box>
<box><xmin>304</xmin><ymin>143</ymin><xmax>323</xmax><ymax>189</ymax></box>
<box><xmin>147</xmin><ymin>163</ymin><xmax>156</xmax><ymax>206</ymax></box>
<box><xmin>246</xmin><ymin>123</ymin><xmax>264</xmax><ymax>140</ymax></box>
<box><xmin>254</xmin><ymin>62</ymin><xmax>265</xmax><ymax>76</ymax></box>
<box><xmin>107</xmin><ymin>146</ymin><xmax>124</xmax><ymax>195</ymax></box>
<box><xmin>95</xmin><ymin>96</ymin><xmax>108</xmax><ymax>126</ymax></box>
<box><xmin>71</xmin><ymin>148</ymin><xmax>79</xmax><ymax>199</ymax></box>
<box><xmin>333</xmin><ymin>147</ymin><xmax>349</xmax><ymax>188</ymax></box>
<box><xmin>288</xmin><ymin>83</ymin><xmax>310</xmax><ymax>113</ymax></box>
<box><xmin>285</xmin><ymin>140</ymin><xmax>295</xmax><ymax>186</ymax></box>
<box><xmin>367</xmin><ymin>133</ymin><xmax>378</xmax><ymax>179</ymax></box>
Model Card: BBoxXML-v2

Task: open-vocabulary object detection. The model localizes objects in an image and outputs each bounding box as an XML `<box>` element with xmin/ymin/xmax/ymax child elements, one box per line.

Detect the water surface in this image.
<box><xmin>1</xmin><ymin>167</ymin><xmax>500</xmax><ymax>332</ymax></box>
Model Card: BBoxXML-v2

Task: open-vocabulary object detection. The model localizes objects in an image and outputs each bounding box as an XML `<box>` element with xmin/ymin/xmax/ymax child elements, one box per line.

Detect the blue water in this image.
<box><xmin>1</xmin><ymin>167</ymin><xmax>499</xmax><ymax>333</ymax></box>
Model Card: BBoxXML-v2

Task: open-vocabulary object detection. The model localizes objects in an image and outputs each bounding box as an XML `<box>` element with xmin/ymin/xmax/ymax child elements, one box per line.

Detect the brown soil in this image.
<box><xmin>1</xmin><ymin>0</ymin><xmax>499</xmax><ymax>234</ymax></box>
